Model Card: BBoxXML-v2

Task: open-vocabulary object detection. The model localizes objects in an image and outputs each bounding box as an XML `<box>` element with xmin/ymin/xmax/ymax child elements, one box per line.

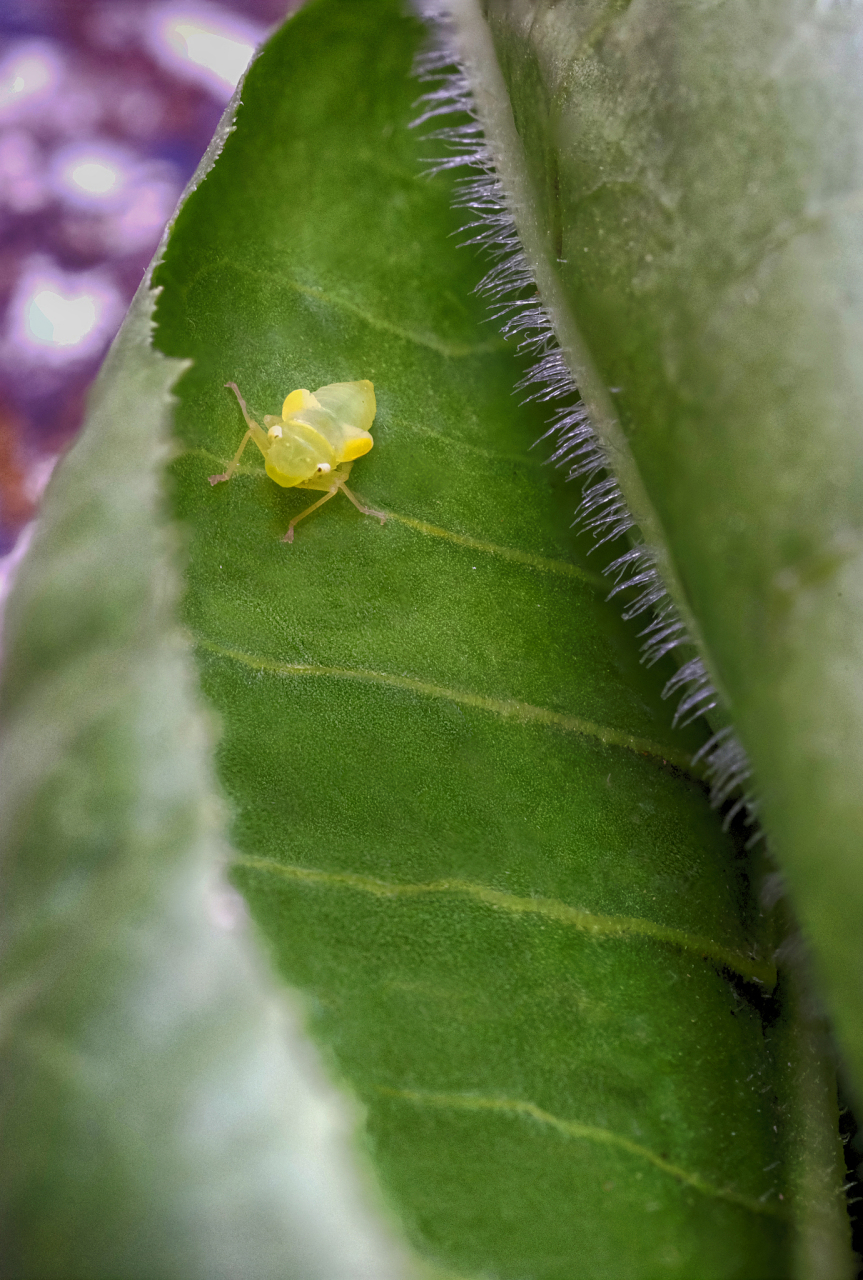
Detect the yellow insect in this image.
<box><xmin>211</xmin><ymin>380</ymin><xmax>386</xmax><ymax>543</ymax></box>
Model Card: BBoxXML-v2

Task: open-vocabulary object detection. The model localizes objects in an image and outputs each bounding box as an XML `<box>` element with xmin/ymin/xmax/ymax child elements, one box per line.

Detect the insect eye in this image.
<box><xmin>317</xmin><ymin>462</ymin><xmax>331</xmax><ymax>474</ymax></box>
<box><xmin>267</xmin><ymin>425</ymin><xmax>283</xmax><ymax>439</ymax></box>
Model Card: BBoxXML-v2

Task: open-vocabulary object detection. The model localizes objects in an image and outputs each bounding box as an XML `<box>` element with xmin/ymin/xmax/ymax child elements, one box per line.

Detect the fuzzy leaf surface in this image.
<box><xmin>470</xmin><ymin>0</ymin><xmax>863</xmax><ymax>1094</ymax></box>
<box><xmin>152</xmin><ymin>1</ymin><xmax>809</xmax><ymax>1276</ymax></box>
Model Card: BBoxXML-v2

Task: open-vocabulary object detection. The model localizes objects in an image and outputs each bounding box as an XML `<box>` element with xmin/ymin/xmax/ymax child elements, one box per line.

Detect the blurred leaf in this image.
<box><xmin>148</xmin><ymin>1</ymin><xmax>835</xmax><ymax>1275</ymax></box>
<box><xmin>0</xmin><ymin>181</ymin><xmax>414</xmax><ymax>1280</ymax></box>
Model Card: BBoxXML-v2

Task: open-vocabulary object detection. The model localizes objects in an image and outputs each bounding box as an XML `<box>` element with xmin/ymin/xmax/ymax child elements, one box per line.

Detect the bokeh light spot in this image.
<box><xmin>3</xmin><ymin>259</ymin><xmax>124</xmax><ymax>368</ymax></box>
<box><xmin>51</xmin><ymin>142</ymin><xmax>132</xmax><ymax>209</ymax></box>
<box><xmin>69</xmin><ymin>159</ymin><xmax>119</xmax><ymax>196</ymax></box>
<box><xmin>0</xmin><ymin>42</ymin><xmax>64</xmax><ymax>119</ymax></box>
<box><xmin>145</xmin><ymin>2</ymin><xmax>264</xmax><ymax>100</ymax></box>
<box><xmin>29</xmin><ymin>290</ymin><xmax>98</xmax><ymax>348</ymax></box>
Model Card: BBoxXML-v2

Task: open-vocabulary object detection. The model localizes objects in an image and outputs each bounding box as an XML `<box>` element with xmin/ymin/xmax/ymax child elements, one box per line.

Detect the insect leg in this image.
<box><xmin>209</xmin><ymin>428</ymin><xmax>254</xmax><ymax>485</ymax></box>
<box><xmin>209</xmin><ymin>382</ymin><xmax>269</xmax><ymax>484</ymax></box>
<box><xmin>282</xmin><ymin>486</ymin><xmax>341</xmax><ymax>543</ymax></box>
<box><xmin>337</xmin><ymin>481</ymin><xmax>386</xmax><ymax>525</ymax></box>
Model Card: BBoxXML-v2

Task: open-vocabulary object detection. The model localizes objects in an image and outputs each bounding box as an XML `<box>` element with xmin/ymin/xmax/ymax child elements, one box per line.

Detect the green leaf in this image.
<box><xmin>453</xmin><ymin>0</ymin><xmax>863</xmax><ymax>1098</ymax></box>
<box><xmin>0</xmin><ymin>181</ymin><xmax>414</xmax><ymax>1280</ymax></box>
<box><xmin>148</xmin><ymin>1</ymin><xmax>848</xmax><ymax>1274</ymax></box>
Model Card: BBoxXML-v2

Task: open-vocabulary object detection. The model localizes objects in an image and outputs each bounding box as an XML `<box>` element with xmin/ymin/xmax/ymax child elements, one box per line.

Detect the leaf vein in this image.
<box><xmin>235</xmin><ymin>856</ymin><xmax>776</xmax><ymax>987</ymax></box>
<box><xmin>287</xmin><ymin>279</ymin><xmax>507</xmax><ymax>358</ymax></box>
<box><xmin>199</xmin><ymin>638</ymin><xmax>696</xmax><ymax>772</ymax></box>
<box><xmin>201</xmin><ymin>258</ymin><xmax>506</xmax><ymax>358</ymax></box>
<box><xmin>183</xmin><ymin>451</ymin><xmax>603</xmax><ymax>586</ymax></box>
<box><xmin>376</xmin><ymin>1088</ymin><xmax>787</xmax><ymax>1219</ymax></box>
<box><xmin>379</xmin><ymin>510</ymin><xmax>605</xmax><ymax>586</ymax></box>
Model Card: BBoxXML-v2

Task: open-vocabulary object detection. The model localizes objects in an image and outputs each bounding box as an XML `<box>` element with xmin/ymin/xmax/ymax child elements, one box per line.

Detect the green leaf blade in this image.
<box><xmin>152</xmin><ymin>0</ymin><xmax>809</xmax><ymax>1274</ymax></box>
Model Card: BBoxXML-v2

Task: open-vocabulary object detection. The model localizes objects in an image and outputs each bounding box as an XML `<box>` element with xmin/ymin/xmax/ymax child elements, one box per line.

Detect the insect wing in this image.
<box><xmin>288</xmin><ymin>401</ymin><xmax>373</xmax><ymax>464</ymax></box>
<box><xmin>306</xmin><ymin>382</ymin><xmax>376</xmax><ymax>462</ymax></box>
<box><xmin>313</xmin><ymin>381</ymin><xmax>376</xmax><ymax>432</ymax></box>
<box><xmin>281</xmin><ymin>388</ymin><xmax>321</xmax><ymax>419</ymax></box>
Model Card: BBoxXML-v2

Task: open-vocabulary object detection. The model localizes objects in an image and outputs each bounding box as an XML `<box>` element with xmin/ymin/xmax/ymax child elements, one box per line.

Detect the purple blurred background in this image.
<box><xmin>0</xmin><ymin>0</ymin><xmax>294</xmax><ymax>582</ymax></box>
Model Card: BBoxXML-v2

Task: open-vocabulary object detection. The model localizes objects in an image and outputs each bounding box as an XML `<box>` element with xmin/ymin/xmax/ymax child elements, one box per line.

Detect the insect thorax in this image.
<box><xmin>265</xmin><ymin>421</ymin><xmax>336</xmax><ymax>488</ymax></box>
